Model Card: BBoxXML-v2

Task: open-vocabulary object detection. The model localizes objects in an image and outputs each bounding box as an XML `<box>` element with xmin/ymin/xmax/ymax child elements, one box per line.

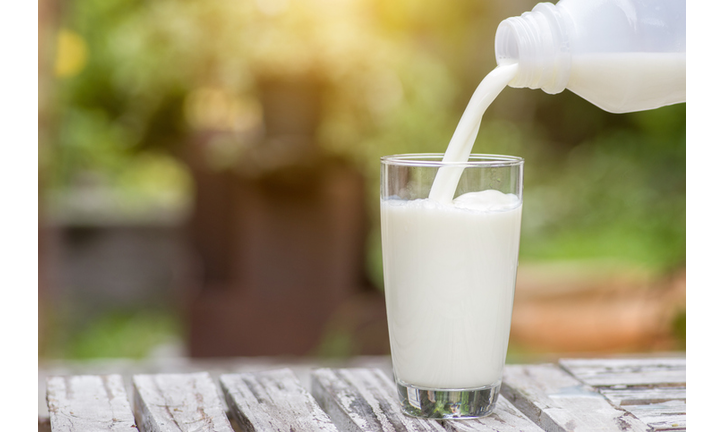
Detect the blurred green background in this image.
<box><xmin>39</xmin><ymin>0</ymin><xmax>685</xmax><ymax>361</ymax></box>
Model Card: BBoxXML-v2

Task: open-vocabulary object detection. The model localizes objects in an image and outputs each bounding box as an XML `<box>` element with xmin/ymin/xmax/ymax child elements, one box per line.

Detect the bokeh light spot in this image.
<box><xmin>54</xmin><ymin>29</ymin><xmax>88</xmax><ymax>78</ymax></box>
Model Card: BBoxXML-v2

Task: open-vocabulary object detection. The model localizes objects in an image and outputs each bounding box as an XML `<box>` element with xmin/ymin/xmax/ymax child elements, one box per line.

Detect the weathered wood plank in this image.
<box><xmin>640</xmin><ymin>415</ymin><xmax>686</xmax><ymax>431</ymax></box>
<box><xmin>501</xmin><ymin>364</ymin><xmax>650</xmax><ymax>432</ymax></box>
<box><xmin>623</xmin><ymin>400</ymin><xmax>686</xmax><ymax>432</ymax></box>
<box><xmin>312</xmin><ymin>368</ymin><xmax>446</xmax><ymax>432</ymax></box>
<box><xmin>132</xmin><ymin>372</ymin><xmax>233</xmax><ymax>432</ymax></box>
<box><xmin>46</xmin><ymin>374</ymin><xmax>138</xmax><ymax>431</ymax></box>
<box><xmin>559</xmin><ymin>358</ymin><xmax>686</xmax><ymax>430</ymax></box>
<box><xmin>312</xmin><ymin>368</ymin><xmax>543</xmax><ymax>432</ymax></box>
<box><xmin>220</xmin><ymin>368</ymin><xmax>338</xmax><ymax>431</ymax></box>
<box><xmin>443</xmin><ymin>396</ymin><xmax>545</xmax><ymax>432</ymax></box>
<box><xmin>598</xmin><ymin>388</ymin><xmax>686</xmax><ymax>431</ymax></box>
<box><xmin>559</xmin><ymin>358</ymin><xmax>686</xmax><ymax>387</ymax></box>
<box><xmin>598</xmin><ymin>386</ymin><xmax>686</xmax><ymax>406</ymax></box>
<box><xmin>624</xmin><ymin>399</ymin><xmax>685</xmax><ymax>417</ymax></box>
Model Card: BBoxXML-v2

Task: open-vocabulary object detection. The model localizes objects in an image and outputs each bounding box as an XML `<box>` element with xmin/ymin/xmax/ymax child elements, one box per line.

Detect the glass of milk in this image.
<box><xmin>380</xmin><ymin>153</ymin><xmax>523</xmax><ymax>419</ymax></box>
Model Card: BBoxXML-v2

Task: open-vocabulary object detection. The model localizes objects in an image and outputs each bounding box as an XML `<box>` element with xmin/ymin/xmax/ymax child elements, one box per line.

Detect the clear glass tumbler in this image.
<box><xmin>380</xmin><ymin>153</ymin><xmax>524</xmax><ymax>419</ymax></box>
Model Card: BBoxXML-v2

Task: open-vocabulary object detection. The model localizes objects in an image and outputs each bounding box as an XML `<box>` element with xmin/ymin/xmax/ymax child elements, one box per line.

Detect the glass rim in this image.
<box><xmin>380</xmin><ymin>153</ymin><xmax>524</xmax><ymax>167</ymax></box>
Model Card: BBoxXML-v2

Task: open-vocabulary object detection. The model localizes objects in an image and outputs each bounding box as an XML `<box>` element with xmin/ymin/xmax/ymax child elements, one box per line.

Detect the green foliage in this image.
<box><xmin>315</xmin><ymin>328</ymin><xmax>356</xmax><ymax>359</ymax></box>
<box><xmin>47</xmin><ymin>309</ymin><xmax>182</xmax><ymax>360</ymax></box>
<box><xmin>671</xmin><ymin>309</ymin><xmax>686</xmax><ymax>348</ymax></box>
<box><xmin>519</xmin><ymin>104</ymin><xmax>686</xmax><ymax>271</ymax></box>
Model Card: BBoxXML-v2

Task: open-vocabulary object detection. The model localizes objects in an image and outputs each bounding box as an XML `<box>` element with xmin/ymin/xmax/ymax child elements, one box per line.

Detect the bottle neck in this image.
<box><xmin>495</xmin><ymin>2</ymin><xmax>571</xmax><ymax>94</ymax></box>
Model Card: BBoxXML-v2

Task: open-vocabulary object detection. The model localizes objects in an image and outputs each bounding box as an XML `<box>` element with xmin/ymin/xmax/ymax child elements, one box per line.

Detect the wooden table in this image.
<box><xmin>39</xmin><ymin>355</ymin><xmax>685</xmax><ymax>431</ymax></box>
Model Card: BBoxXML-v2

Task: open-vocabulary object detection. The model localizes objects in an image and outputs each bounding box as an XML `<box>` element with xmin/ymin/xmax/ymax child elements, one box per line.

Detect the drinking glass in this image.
<box><xmin>380</xmin><ymin>153</ymin><xmax>524</xmax><ymax>418</ymax></box>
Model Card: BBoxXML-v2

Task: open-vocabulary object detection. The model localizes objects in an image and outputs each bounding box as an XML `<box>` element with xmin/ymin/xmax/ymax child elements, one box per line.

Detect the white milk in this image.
<box><xmin>567</xmin><ymin>52</ymin><xmax>686</xmax><ymax>113</ymax></box>
<box><xmin>381</xmin><ymin>190</ymin><xmax>522</xmax><ymax>389</ymax></box>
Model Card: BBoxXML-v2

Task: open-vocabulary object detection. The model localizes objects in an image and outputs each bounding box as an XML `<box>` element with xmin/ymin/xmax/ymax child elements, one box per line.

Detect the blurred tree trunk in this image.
<box><xmin>184</xmin><ymin>77</ymin><xmax>383</xmax><ymax>356</ymax></box>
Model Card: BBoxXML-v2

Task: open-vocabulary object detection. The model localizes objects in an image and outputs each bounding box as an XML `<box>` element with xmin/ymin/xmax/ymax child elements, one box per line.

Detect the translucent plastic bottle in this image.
<box><xmin>494</xmin><ymin>0</ymin><xmax>686</xmax><ymax>113</ymax></box>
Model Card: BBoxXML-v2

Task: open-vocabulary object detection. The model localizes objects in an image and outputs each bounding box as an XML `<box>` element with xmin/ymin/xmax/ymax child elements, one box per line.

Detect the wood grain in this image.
<box><xmin>132</xmin><ymin>372</ymin><xmax>233</xmax><ymax>432</ymax></box>
<box><xmin>501</xmin><ymin>364</ymin><xmax>650</xmax><ymax>432</ymax></box>
<box><xmin>220</xmin><ymin>368</ymin><xmax>338</xmax><ymax>431</ymax></box>
<box><xmin>312</xmin><ymin>368</ymin><xmax>446</xmax><ymax>432</ymax></box>
<box><xmin>443</xmin><ymin>396</ymin><xmax>545</xmax><ymax>432</ymax></box>
<box><xmin>560</xmin><ymin>358</ymin><xmax>686</xmax><ymax>431</ymax></box>
<box><xmin>46</xmin><ymin>374</ymin><xmax>138</xmax><ymax>431</ymax></box>
<box><xmin>42</xmin><ymin>358</ymin><xmax>687</xmax><ymax>432</ymax></box>
<box><xmin>598</xmin><ymin>387</ymin><xmax>686</xmax><ymax>406</ymax></box>
<box><xmin>312</xmin><ymin>368</ymin><xmax>543</xmax><ymax>432</ymax></box>
<box><xmin>559</xmin><ymin>357</ymin><xmax>686</xmax><ymax>387</ymax></box>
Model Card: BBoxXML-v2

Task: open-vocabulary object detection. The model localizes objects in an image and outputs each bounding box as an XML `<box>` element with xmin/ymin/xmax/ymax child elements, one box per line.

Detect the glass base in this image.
<box><xmin>396</xmin><ymin>379</ymin><xmax>501</xmax><ymax>419</ymax></box>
